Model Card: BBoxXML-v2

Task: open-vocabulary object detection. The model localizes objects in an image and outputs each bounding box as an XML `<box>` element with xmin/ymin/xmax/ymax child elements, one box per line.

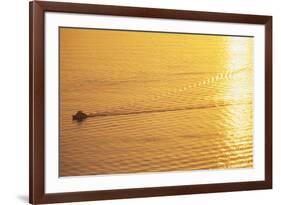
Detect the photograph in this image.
<box><xmin>29</xmin><ymin>1</ymin><xmax>272</xmax><ymax>204</ymax></box>
<box><xmin>59</xmin><ymin>27</ymin><xmax>254</xmax><ymax>177</ymax></box>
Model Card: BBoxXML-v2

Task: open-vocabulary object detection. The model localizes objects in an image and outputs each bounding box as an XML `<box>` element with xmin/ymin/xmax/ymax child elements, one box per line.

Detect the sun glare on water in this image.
<box><xmin>225</xmin><ymin>37</ymin><xmax>253</xmax><ymax>71</ymax></box>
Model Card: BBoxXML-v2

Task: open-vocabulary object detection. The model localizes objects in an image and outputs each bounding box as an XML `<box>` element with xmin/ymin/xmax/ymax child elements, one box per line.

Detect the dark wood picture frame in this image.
<box><xmin>29</xmin><ymin>1</ymin><xmax>272</xmax><ymax>204</ymax></box>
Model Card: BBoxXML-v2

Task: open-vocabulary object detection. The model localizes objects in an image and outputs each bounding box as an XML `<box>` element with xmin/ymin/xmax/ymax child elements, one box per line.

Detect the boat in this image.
<box><xmin>72</xmin><ymin>111</ymin><xmax>88</xmax><ymax>121</ymax></box>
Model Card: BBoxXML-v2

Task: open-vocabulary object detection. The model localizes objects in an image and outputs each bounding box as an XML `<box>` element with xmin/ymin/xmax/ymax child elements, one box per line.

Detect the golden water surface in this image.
<box><xmin>59</xmin><ymin>28</ymin><xmax>254</xmax><ymax>177</ymax></box>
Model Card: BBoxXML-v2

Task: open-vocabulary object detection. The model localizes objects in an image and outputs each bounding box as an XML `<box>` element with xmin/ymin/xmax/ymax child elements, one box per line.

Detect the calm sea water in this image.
<box><xmin>59</xmin><ymin>28</ymin><xmax>253</xmax><ymax>176</ymax></box>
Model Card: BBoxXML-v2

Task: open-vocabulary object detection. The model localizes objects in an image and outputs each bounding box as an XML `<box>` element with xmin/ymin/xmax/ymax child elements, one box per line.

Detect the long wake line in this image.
<box><xmin>71</xmin><ymin>101</ymin><xmax>252</xmax><ymax>121</ymax></box>
<box><xmin>72</xmin><ymin>69</ymin><xmax>251</xmax><ymax>121</ymax></box>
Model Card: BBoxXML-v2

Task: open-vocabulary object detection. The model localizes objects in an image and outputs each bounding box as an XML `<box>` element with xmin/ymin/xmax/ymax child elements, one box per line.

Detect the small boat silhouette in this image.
<box><xmin>72</xmin><ymin>111</ymin><xmax>88</xmax><ymax>121</ymax></box>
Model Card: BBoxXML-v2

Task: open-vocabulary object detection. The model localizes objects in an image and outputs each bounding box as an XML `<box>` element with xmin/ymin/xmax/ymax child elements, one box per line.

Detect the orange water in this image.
<box><xmin>59</xmin><ymin>28</ymin><xmax>253</xmax><ymax>177</ymax></box>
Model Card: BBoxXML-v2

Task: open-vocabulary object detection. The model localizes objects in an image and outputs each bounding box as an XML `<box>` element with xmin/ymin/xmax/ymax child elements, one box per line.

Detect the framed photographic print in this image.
<box><xmin>29</xmin><ymin>1</ymin><xmax>272</xmax><ymax>204</ymax></box>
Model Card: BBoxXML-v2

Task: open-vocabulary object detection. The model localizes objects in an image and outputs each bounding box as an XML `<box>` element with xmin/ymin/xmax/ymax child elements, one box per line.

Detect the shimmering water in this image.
<box><xmin>59</xmin><ymin>28</ymin><xmax>253</xmax><ymax>177</ymax></box>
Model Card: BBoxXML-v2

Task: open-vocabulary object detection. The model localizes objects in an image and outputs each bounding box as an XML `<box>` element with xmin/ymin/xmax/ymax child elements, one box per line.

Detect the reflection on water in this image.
<box><xmin>59</xmin><ymin>28</ymin><xmax>253</xmax><ymax>177</ymax></box>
